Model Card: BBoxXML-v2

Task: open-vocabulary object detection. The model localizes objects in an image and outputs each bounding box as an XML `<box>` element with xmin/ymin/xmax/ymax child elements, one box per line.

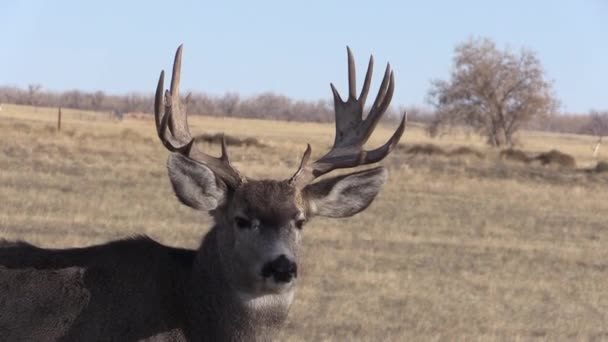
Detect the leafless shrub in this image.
<box><xmin>582</xmin><ymin>110</ymin><xmax>608</xmax><ymax>138</ymax></box>
<box><xmin>27</xmin><ymin>84</ymin><xmax>42</xmax><ymax>106</ymax></box>
<box><xmin>91</xmin><ymin>91</ymin><xmax>106</xmax><ymax>110</ymax></box>
<box><xmin>217</xmin><ymin>92</ymin><xmax>240</xmax><ymax>115</ymax></box>
<box><xmin>579</xmin><ymin>110</ymin><xmax>608</xmax><ymax>157</ymax></box>
<box><xmin>428</xmin><ymin>37</ymin><xmax>558</xmax><ymax>147</ymax></box>
<box><xmin>237</xmin><ymin>92</ymin><xmax>334</xmax><ymax>122</ymax></box>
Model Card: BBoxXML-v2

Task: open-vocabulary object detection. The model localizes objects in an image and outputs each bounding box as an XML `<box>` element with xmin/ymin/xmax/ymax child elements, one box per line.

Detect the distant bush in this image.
<box><xmin>595</xmin><ymin>161</ymin><xmax>608</xmax><ymax>173</ymax></box>
<box><xmin>532</xmin><ymin>150</ymin><xmax>576</xmax><ymax>168</ymax></box>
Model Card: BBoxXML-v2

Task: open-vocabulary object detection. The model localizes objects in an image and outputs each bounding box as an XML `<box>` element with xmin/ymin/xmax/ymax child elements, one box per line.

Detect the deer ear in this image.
<box><xmin>304</xmin><ymin>167</ymin><xmax>388</xmax><ymax>218</ymax></box>
<box><xmin>167</xmin><ymin>153</ymin><xmax>227</xmax><ymax>211</ymax></box>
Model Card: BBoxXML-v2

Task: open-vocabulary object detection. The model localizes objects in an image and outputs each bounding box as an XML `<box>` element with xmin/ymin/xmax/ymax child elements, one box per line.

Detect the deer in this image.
<box><xmin>0</xmin><ymin>45</ymin><xmax>405</xmax><ymax>341</ymax></box>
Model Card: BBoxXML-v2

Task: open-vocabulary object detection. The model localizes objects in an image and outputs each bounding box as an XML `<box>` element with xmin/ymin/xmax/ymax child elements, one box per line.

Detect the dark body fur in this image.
<box><xmin>0</xmin><ymin>229</ymin><xmax>286</xmax><ymax>341</ymax></box>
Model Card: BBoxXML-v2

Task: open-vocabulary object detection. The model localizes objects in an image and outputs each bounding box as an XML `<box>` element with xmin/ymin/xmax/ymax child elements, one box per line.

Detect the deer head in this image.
<box><xmin>155</xmin><ymin>45</ymin><xmax>405</xmax><ymax>298</ymax></box>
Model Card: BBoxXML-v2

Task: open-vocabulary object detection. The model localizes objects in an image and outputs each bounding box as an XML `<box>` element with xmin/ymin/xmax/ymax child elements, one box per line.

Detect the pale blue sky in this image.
<box><xmin>1</xmin><ymin>1</ymin><xmax>606</xmax><ymax>113</ymax></box>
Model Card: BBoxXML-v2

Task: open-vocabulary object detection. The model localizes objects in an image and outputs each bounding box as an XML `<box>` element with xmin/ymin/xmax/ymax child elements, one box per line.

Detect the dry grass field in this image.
<box><xmin>1</xmin><ymin>103</ymin><xmax>608</xmax><ymax>341</ymax></box>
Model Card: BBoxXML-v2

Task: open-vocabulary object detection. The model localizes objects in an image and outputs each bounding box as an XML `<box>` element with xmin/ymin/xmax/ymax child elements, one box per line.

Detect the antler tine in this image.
<box><xmin>361</xmin><ymin>66</ymin><xmax>395</xmax><ymax>142</ymax></box>
<box><xmin>170</xmin><ymin>46</ymin><xmax>182</xmax><ymax>107</ymax></box>
<box><xmin>290</xmin><ymin>48</ymin><xmax>406</xmax><ymax>188</ymax></box>
<box><xmin>347</xmin><ymin>47</ymin><xmax>357</xmax><ymax>100</ymax></box>
<box><xmin>154</xmin><ymin>70</ymin><xmax>165</xmax><ymax>139</ymax></box>
<box><xmin>359</xmin><ymin>55</ymin><xmax>374</xmax><ymax>106</ymax></box>
<box><xmin>329</xmin><ymin>83</ymin><xmax>344</xmax><ymax>105</ymax></box>
<box><xmin>154</xmin><ymin>70</ymin><xmax>190</xmax><ymax>153</ymax></box>
<box><xmin>370</xmin><ymin>63</ymin><xmax>392</xmax><ymax>115</ymax></box>
<box><xmin>364</xmin><ymin>112</ymin><xmax>406</xmax><ymax>163</ymax></box>
<box><xmin>288</xmin><ymin>144</ymin><xmax>312</xmax><ymax>185</ymax></box>
<box><xmin>154</xmin><ymin>45</ymin><xmax>243</xmax><ymax>188</ymax></box>
<box><xmin>168</xmin><ymin>45</ymin><xmax>189</xmax><ymax>139</ymax></box>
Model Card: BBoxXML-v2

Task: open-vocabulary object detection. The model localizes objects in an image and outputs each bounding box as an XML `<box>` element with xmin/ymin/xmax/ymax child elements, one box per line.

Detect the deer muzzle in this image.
<box><xmin>261</xmin><ymin>254</ymin><xmax>298</xmax><ymax>283</ymax></box>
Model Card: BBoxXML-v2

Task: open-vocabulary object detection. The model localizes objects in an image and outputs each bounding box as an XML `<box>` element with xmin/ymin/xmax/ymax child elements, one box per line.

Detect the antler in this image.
<box><xmin>290</xmin><ymin>47</ymin><xmax>406</xmax><ymax>187</ymax></box>
<box><xmin>155</xmin><ymin>45</ymin><xmax>243</xmax><ymax>187</ymax></box>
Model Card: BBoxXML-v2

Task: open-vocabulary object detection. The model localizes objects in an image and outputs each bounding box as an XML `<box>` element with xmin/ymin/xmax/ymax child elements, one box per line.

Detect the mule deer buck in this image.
<box><xmin>0</xmin><ymin>45</ymin><xmax>405</xmax><ymax>341</ymax></box>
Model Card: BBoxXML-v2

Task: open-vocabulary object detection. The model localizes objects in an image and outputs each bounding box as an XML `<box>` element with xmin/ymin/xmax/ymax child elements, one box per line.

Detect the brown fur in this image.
<box><xmin>232</xmin><ymin>180</ymin><xmax>302</xmax><ymax>225</ymax></box>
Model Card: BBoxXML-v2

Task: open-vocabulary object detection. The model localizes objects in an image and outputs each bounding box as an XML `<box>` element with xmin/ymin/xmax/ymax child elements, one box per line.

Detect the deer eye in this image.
<box><xmin>234</xmin><ymin>216</ymin><xmax>252</xmax><ymax>230</ymax></box>
<box><xmin>295</xmin><ymin>219</ymin><xmax>305</xmax><ymax>230</ymax></box>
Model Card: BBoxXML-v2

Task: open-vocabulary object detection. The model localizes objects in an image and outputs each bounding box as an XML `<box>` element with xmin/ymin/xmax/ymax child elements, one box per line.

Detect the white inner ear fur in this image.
<box><xmin>306</xmin><ymin>167</ymin><xmax>388</xmax><ymax>218</ymax></box>
<box><xmin>167</xmin><ymin>153</ymin><xmax>226</xmax><ymax>211</ymax></box>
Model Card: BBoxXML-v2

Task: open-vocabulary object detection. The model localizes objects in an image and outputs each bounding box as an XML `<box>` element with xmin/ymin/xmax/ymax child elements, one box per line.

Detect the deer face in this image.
<box><xmin>219</xmin><ymin>180</ymin><xmax>304</xmax><ymax>294</ymax></box>
<box><xmin>155</xmin><ymin>45</ymin><xmax>405</xmax><ymax>299</ymax></box>
<box><xmin>167</xmin><ymin>153</ymin><xmax>389</xmax><ymax>296</ymax></box>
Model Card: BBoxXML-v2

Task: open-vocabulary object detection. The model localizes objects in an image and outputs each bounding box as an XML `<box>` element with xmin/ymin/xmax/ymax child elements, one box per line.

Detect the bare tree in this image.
<box><xmin>218</xmin><ymin>92</ymin><xmax>240</xmax><ymax>115</ymax></box>
<box><xmin>27</xmin><ymin>84</ymin><xmax>42</xmax><ymax>106</ymax></box>
<box><xmin>428</xmin><ymin>37</ymin><xmax>558</xmax><ymax>147</ymax></box>
<box><xmin>582</xmin><ymin>110</ymin><xmax>608</xmax><ymax>157</ymax></box>
<box><xmin>240</xmin><ymin>92</ymin><xmax>292</xmax><ymax>119</ymax></box>
<box><xmin>60</xmin><ymin>90</ymin><xmax>84</xmax><ymax>109</ymax></box>
<box><xmin>91</xmin><ymin>90</ymin><xmax>105</xmax><ymax>110</ymax></box>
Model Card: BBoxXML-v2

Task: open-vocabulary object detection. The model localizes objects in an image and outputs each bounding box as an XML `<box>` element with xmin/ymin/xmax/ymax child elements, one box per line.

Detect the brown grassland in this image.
<box><xmin>1</xmin><ymin>103</ymin><xmax>608</xmax><ymax>340</ymax></box>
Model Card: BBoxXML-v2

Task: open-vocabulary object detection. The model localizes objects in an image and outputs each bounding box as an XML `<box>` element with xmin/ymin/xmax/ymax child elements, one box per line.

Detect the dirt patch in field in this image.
<box><xmin>399</xmin><ymin>144</ymin><xmax>484</xmax><ymax>159</ymax></box>
<box><xmin>448</xmin><ymin>146</ymin><xmax>485</xmax><ymax>159</ymax></box>
<box><xmin>194</xmin><ymin>133</ymin><xmax>266</xmax><ymax>148</ymax></box>
<box><xmin>77</xmin><ymin>128</ymin><xmax>153</xmax><ymax>144</ymax></box>
<box><xmin>499</xmin><ymin>149</ymin><xmax>531</xmax><ymax>163</ymax></box>
<box><xmin>10</xmin><ymin>122</ymin><xmax>32</xmax><ymax>134</ymax></box>
<box><xmin>399</xmin><ymin>143</ymin><xmax>446</xmax><ymax>156</ymax></box>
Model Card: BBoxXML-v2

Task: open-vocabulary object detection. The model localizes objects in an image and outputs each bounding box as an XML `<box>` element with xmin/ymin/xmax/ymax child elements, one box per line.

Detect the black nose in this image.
<box><xmin>261</xmin><ymin>254</ymin><xmax>298</xmax><ymax>283</ymax></box>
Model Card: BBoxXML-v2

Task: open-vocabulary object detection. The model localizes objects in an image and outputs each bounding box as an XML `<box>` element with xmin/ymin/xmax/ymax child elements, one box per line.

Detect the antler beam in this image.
<box><xmin>155</xmin><ymin>45</ymin><xmax>243</xmax><ymax>187</ymax></box>
<box><xmin>290</xmin><ymin>47</ymin><xmax>406</xmax><ymax>187</ymax></box>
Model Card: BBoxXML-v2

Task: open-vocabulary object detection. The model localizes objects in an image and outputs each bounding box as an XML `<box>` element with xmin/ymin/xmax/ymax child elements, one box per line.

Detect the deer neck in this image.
<box><xmin>186</xmin><ymin>226</ymin><xmax>293</xmax><ymax>341</ymax></box>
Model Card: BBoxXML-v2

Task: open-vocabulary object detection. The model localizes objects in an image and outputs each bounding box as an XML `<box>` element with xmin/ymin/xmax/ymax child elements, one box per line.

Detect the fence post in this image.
<box><xmin>57</xmin><ymin>107</ymin><xmax>62</xmax><ymax>131</ymax></box>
